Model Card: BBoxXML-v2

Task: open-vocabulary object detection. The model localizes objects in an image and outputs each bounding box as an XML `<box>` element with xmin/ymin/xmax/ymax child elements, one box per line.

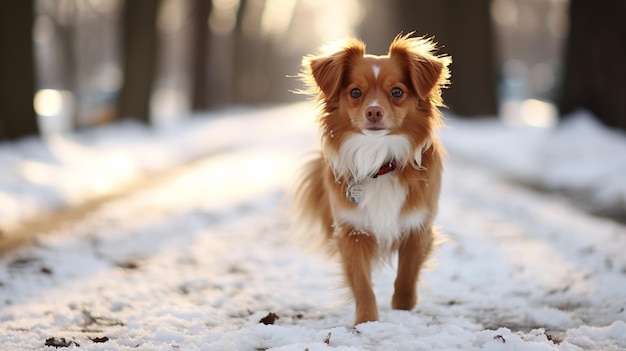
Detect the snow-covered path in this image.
<box><xmin>1</xmin><ymin>104</ymin><xmax>625</xmax><ymax>350</ymax></box>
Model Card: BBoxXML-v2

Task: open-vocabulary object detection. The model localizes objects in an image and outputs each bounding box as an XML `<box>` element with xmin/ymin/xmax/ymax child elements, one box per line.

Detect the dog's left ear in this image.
<box><xmin>389</xmin><ymin>35</ymin><xmax>451</xmax><ymax>106</ymax></box>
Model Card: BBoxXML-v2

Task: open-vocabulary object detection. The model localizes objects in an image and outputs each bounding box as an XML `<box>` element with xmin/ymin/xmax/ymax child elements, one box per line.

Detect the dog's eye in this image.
<box><xmin>390</xmin><ymin>87</ymin><xmax>404</xmax><ymax>98</ymax></box>
<box><xmin>350</xmin><ymin>88</ymin><xmax>362</xmax><ymax>99</ymax></box>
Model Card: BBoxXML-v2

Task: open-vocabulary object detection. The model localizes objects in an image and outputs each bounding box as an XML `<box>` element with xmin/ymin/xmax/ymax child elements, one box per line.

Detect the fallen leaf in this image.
<box><xmin>259</xmin><ymin>312</ymin><xmax>279</xmax><ymax>325</ymax></box>
<box><xmin>44</xmin><ymin>337</ymin><xmax>80</xmax><ymax>348</ymax></box>
<box><xmin>116</xmin><ymin>260</ymin><xmax>140</xmax><ymax>270</ymax></box>
<box><xmin>90</xmin><ymin>336</ymin><xmax>109</xmax><ymax>343</ymax></box>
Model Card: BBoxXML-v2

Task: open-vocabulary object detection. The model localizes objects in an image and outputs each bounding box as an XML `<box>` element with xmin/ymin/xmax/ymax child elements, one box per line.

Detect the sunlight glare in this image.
<box><xmin>310</xmin><ymin>0</ymin><xmax>363</xmax><ymax>42</ymax></box>
<box><xmin>34</xmin><ymin>89</ymin><xmax>64</xmax><ymax>117</ymax></box>
<box><xmin>34</xmin><ymin>89</ymin><xmax>75</xmax><ymax>133</ymax></box>
<box><xmin>38</xmin><ymin>134</ymin><xmax>139</xmax><ymax>200</ymax></box>
<box><xmin>521</xmin><ymin>99</ymin><xmax>558</xmax><ymax>128</ymax></box>
<box><xmin>88</xmin><ymin>153</ymin><xmax>137</xmax><ymax>196</ymax></box>
<box><xmin>260</xmin><ymin>0</ymin><xmax>297</xmax><ymax>36</ymax></box>
<box><xmin>501</xmin><ymin>99</ymin><xmax>558</xmax><ymax>128</ymax></box>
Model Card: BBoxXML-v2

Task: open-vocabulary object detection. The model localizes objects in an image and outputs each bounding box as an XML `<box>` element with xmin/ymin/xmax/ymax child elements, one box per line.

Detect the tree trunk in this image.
<box><xmin>118</xmin><ymin>0</ymin><xmax>160</xmax><ymax>124</ymax></box>
<box><xmin>190</xmin><ymin>0</ymin><xmax>212</xmax><ymax>111</ymax></box>
<box><xmin>232</xmin><ymin>0</ymin><xmax>269</xmax><ymax>105</ymax></box>
<box><xmin>558</xmin><ymin>0</ymin><xmax>626</xmax><ymax>130</ymax></box>
<box><xmin>0</xmin><ymin>1</ymin><xmax>40</xmax><ymax>140</ymax></box>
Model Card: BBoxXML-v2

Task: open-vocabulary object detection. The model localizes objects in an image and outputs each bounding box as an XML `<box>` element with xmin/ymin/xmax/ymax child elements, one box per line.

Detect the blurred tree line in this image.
<box><xmin>1</xmin><ymin>0</ymin><xmax>625</xmax><ymax>141</ymax></box>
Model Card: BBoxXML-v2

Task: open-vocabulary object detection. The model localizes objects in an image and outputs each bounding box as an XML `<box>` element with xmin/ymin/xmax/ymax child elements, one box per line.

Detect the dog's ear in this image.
<box><xmin>301</xmin><ymin>39</ymin><xmax>366</xmax><ymax>101</ymax></box>
<box><xmin>389</xmin><ymin>34</ymin><xmax>451</xmax><ymax>106</ymax></box>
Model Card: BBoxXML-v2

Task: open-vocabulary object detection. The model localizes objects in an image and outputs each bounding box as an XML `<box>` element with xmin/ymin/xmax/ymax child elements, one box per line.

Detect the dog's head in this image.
<box><xmin>300</xmin><ymin>34</ymin><xmax>451</xmax><ymax>142</ymax></box>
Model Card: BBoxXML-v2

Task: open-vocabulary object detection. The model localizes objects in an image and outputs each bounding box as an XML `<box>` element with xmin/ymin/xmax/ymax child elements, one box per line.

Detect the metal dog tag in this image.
<box><xmin>346</xmin><ymin>182</ymin><xmax>364</xmax><ymax>204</ymax></box>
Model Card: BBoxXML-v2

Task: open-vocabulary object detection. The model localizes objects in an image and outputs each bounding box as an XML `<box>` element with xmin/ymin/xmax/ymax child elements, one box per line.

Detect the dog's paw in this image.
<box><xmin>391</xmin><ymin>291</ymin><xmax>417</xmax><ymax>311</ymax></box>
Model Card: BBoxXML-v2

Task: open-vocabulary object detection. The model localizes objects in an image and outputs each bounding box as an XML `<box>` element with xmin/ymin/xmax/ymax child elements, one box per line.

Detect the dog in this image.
<box><xmin>293</xmin><ymin>34</ymin><xmax>451</xmax><ymax>325</ymax></box>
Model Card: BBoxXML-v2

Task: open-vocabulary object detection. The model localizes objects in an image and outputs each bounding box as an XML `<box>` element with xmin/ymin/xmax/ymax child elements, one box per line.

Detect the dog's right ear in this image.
<box><xmin>301</xmin><ymin>39</ymin><xmax>366</xmax><ymax>102</ymax></box>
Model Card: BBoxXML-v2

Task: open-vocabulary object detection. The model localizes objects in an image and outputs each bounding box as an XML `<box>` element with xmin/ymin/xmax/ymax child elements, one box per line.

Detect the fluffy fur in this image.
<box><xmin>293</xmin><ymin>34</ymin><xmax>451</xmax><ymax>325</ymax></box>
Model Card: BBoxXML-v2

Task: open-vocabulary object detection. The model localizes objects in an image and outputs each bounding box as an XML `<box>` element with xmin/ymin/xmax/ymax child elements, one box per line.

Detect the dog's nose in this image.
<box><xmin>365</xmin><ymin>106</ymin><xmax>384</xmax><ymax>122</ymax></box>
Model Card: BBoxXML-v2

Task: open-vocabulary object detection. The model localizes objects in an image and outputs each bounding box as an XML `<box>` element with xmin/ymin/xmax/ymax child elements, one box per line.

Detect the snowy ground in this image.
<box><xmin>1</xmin><ymin>103</ymin><xmax>625</xmax><ymax>350</ymax></box>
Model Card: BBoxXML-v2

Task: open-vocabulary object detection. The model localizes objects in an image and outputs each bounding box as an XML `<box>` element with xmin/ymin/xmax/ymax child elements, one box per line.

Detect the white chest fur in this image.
<box><xmin>335</xmin><ymin>176</ymin><xmax>427</xmax><ymax>253</ymax></box>
<box><xmin>327</xmin><ymin>133</ymin><xmax>429</xmax><ymax>253</ymax></box>
<box><xmin>327</xmin><ymin>133</ymin><xmax>412</xmax><ymax>181</ymax></box>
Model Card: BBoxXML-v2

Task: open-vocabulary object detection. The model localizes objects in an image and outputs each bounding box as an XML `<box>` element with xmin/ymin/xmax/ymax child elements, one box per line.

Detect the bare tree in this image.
<box><xmin>0</xmin><ymin>1</ymin><xmax>40</xmax><ymax>139</ymax></box>
<box><xmin>117</xmin><ymin>0</ymin><xmax>160</xmax><ymax>124</ymax></box>
<box><xmin>558</xmin><ymin>0</ymin><xmax>626</xmax><ymax>130</ymax></box>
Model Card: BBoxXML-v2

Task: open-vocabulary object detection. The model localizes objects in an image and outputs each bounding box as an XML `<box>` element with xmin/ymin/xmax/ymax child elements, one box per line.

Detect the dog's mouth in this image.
<box><xmin>362</xmin><ymin>128</ymin><xmax>389</xmax><ymax>136</ymax></box>
<box><xmin>361</xmin><ymin>119</ymin><xmax>390</xmax><ymax>136</ymax></box>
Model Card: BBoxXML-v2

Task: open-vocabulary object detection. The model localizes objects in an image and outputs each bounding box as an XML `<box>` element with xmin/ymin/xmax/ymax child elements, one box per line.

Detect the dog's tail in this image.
<box><xmin>290</xmin><ymin>152</ymin><xmax>335</xmax><ymax>254</ymax></box>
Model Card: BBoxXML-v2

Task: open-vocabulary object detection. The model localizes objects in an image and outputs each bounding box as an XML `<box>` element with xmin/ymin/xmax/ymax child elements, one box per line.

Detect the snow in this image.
<box><xmin>1</xmin><ymin>103</ymin><xmax>626</xmax><ymax>350</ymax></box>
<box><xmin>442</xmin><ymin>109</ymin><xmax>626</xmax><ymax>217</ymax></box>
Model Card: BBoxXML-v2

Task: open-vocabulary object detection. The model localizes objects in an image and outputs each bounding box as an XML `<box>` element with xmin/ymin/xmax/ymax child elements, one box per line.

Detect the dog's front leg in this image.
<box><xmin>336</xmin><ymin>227</ymin><xmax>379</xmax><ymax>325</ymax></box>
<box><xmin>391</xmin><ymin>228</ymin><xmax>434</xmax><ymax>310</ymax></box>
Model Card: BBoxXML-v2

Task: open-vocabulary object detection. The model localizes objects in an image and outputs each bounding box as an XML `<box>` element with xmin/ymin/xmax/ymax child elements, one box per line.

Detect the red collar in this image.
<box><xmin>372</xmin><ymin>159</ymin><xmax>397</xmax><ymax>178</ymax></box>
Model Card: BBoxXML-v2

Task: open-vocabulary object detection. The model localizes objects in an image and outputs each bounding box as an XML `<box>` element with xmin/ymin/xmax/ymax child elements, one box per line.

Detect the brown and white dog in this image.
<box><xmin>293</xmin><ymin>34</ymin><xmax>451</xmax><ymax>325</ymax></box>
